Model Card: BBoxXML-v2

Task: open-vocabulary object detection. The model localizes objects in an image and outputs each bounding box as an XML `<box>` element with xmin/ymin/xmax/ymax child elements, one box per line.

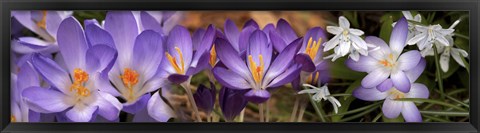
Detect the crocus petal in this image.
<box><xmin>219</xmin><ymin>87</ymin><xmax>248</xmax><ymax>121</ymax></box>
<box><xmin>346</xmin><ymin>56</ymin><xmax>379</xmax><ymax>72</ymax></box>
<box><xmin>123</xmin><ymin>94</ymin><xmax>151</xmax><ymax>114</ymax></box>
<box><xmin>96</xmin><ymin>91</ymin><xmax>122</xmax><ymax>121</ymax></box>
<box><xmin>382</xmin><ymin>98</ymin><xmax>403</xmax><ymax>119</ymax></box>
<box><xmin>192</xmin><ymin>28</ymin><xmax>206</xmax><ymax>50</ymax></box>
<box><xmin>162</xmin><ymin>12</ymin><xmax>183</xmax><ymax>34</ymax></box>
<box><xmin>57</xmin><ymin>17</ymin><xmax>89</xmax><ymax>72</ymax></box>
<box><xmin>66</xmin><ymin>104</ymin><xmax>98</xmax><ymax>122</ymax></box>
<box><xmin>405</xmin><ymin>58</ymin><xmax>426</xmax><ymax>82</ymax></box>
<box><xmin>191</xmin><ymin>25</ymin><xmax>215</xmax><ymax>67</ymax></box>
<box><xmin>353</xmin><ymin>87</ymin><xmax>388</xmax><ymax>101</ymax></box>
<box><xmin>22</xmin><ymin>87</ymin><xmax>72</xmax><ymax>113</ymax></box>
<box><xmin>85</xmin><ymin>24</ymin><xmax>116</xmax><ymax>48</ymax></box>
<box><xmin>295</xmin><ymin>54</ymin><xmax>316</xmax><ymax>72</ymax></box>
<box><xmin>397</xmin><ymin>50</ymin><xmax>421</xmax><ymax>71</ymax></box>
<box><xmin>267</xmin><ymin>64</ymin><xmax>302</xmax><ymax>88</ymax></box>
<box><xmin>132</xmin><ymin>30</ymin><xmax>164</xmax><ymax>80</ymax></box>
<box><xmin>17</xmin><ymin>63</ymin><xmax>40</xmax><ymax>91</ymax></box>
<box><xmin>85</xmin><ymin>45</ymin><xmax>118</xmax><ymax>74</ymax></box>
<box><xmin>17</xmin><ymin>37</ymin><xmax>51</xmax><ymax>49</ymax></box>
<box><xmin>132</xmin><ymin>108</ymin><xmax>157</xmax><ymax>122</ymax></box>
<box><xmin>105</xmin><ymin>11</ymin><xmax>139</xmax><ymax>68</ymax></box>
<box><xmin>264</xmin><ymin>38</ymin><xmax>302</xmax><ymax>82</ymax></box>
<box><xmin>84</xmin><ymin>19</ymin><xmax>99</xmax><ymax>27</ymax></box>
<box><xmin>361</xmin><ymin>68</ymin><xmax>390</xmax><ymax>88</ymax></box>
<box><xmin>12</xmin><ymin>11</ymin><xmax>52</xmax><ymax>40</ymax></box>
<box><xmin>247</xmin><ymin>30</ymin><xmax>273</xmax><ymax>69</ymax></box>
<box><xmin>244</xmin><ymin>89</ymin><xmax>270</xmax><ymax>103</ymax></box>
<box><xmin>401</xmin><ymin>102</ymin><xmax>422</xmax><ymax>122</ymax></box>
<box><xmin>276</xmin><ymin>19</ymin><xmax>298</xmax><ymax>43</ymax></box>
<box><xmin>270</xmin><ymin>31</ymin><xmax>288</xmax><ymax>52</ymax></box>
<box><xmin>214</xmin><ymin>38</ymin><xmax>251</xmax><ymax>79</ymax></box>
<box><xmin>224</xmin><ymin>19</ymin><xmax>240</xmax><ymax>51</ymax></box>
<box><xmin>377</xmin><ymin>79</ymin><xmax>393</xmax><ymax>92</ymax></box>
<box><xmin>391</xmin><ymin>71</ymin><xmax>411</xmax><ymax>93</ymax></box>
<box><xmin>406</xmin><ymin>83</ymin><xmax>429</xmax><ymax>99</ymax></box>
<box><xmin>167</xmin><ymin>26</ymin><xmax>193</xmax><ymax>69</ymax></box>
<box><xmin>31</xmin><ymin>54</ymin><xmax>71</xmax><ymax>93</ymax></box>
<box><xmin>389</xmin><ymin>17</ymin><xmax>408</xmax><ymax>55</ymax></box>
<box><xmin>167</xmin><ymin>74</ymin><xmax>189</xmax><ymax>84</ymax></box>
<box><xmin>140</xmin><ymin>11</ymin><xmax>163</xmax><ymax>33</ymax></box>
<box><xmin>243</xmin><ymin>19</ymin><xmax>259</xmax><ymax>29</ymax></box>
<box><xmin>238</xmin><ymin>26</ymin><xmax>257</xmax><ymax>53</ymax></box>
<box><xmin>212</xmin><ymin>67</ymin><xmax>251</xmax><ymax>90</ymax></box>
<box><xmin>338</xmin><ymin>16</ymin><xmax>350</xmax><ymax>29</ymax></box>
<box><xmin>302</xmin><ymin>27</ymin><xmax>327</xmax><ymax>51</ymax></box>
<box><xmin>45</xmin><ymin>11</ymin><xmax>64</xmax><ymax>39</ymax></box>
<box><xmin>148</xmin><ymin>91</ymin><xmax>175</xmax><ymax>122</ymax></box>
<box><xmin>262</xmin><ymin>24</ymin><xmax>275</xmax><ymax>42</ymax></box>
<box><xmin>365</xmin><ymin>36</ymin><xmax>391</xmax><ymax>60</ymax></box>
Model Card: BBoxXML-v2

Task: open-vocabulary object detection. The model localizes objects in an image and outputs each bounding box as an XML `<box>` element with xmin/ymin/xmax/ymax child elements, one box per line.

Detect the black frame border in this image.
<box><xmin>0</xmin><ymin>0</ymin><xmax>478</xmax><ymax>133</ymax></box>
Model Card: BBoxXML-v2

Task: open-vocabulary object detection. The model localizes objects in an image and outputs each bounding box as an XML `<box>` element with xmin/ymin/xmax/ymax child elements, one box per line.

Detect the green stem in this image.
<box><xmin>307</xmin><ymin>93</ymin><xmax>327</xmax><ymax>122</ymax></box>
<box><xmin>372</xmin><ymin>113</ymin><xmax>383</xmax><ymax>122</ymax></box>
<box><xmin>328</xmin><ymin>102</ymin><xmax>382</xmax><ymax>117</ymax></box>
<box><xmin>423</xmin><ymin>115</ymin><xmax>450</xmax><ymax>122</ymax></box>
<box><xmin>395</xmin><ymin>98</ymin><xmax>467</xmax><ymax>111</ymax></box>
<box><xmin>339</xmin><ymin>104</ymin><xmax>380</xmax><ymax>122</ymax></box>
<box><xmin>460</xmin><ymin>55</ymin><xmax>470</xmax><ymax>73</ymax></box>
<box><xmin>454</xmin><ymin>33</ymin><xmax>470</xmax><ymax>40</ymax></box>
<box><xmin>420</xmin><ymin>110</ymin><xmax>469</xmax><ymax>116</ymax></box>
<box><xmin>328</xmin><ymin>93</ymin><xmax>352</xmax><ymax>97</ymax></box>
<box><xmin>433</xmin><ymin>89</ymin><xmax>469</xmax><ymax>108</ymax></box>
<box><xmin>433</xmin><ymin>45</ymin><xmax>445</xmax><ymax>101</ymax></box>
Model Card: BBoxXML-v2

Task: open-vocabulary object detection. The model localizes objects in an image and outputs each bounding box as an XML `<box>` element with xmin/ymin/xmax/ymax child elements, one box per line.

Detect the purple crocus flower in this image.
<box><xmin>213</xmin><ymin>30</ymin><xmax>303</xmax><ymax>103</ymax></box>
<box><xmin>293</xmin><ymin>27</ymin><xmax>328</xmax><ymax>73</ymax></box>
<box><xmin>353</xmin><ymin>58</ymin><xmax>428</xmax><ymax>122</ymax></box>
<box><xmin>219</xmin><ymin>87</ymin><xmax>247</xmax><ymax>122</ymax></box>
<box><xmin>193</xmin><ymin>82</ymin><xmax>216</xmax><ymax>115</ymax></box>
<box><xmin>11</xmin><ymin>63</ymin><xmax>40</xmax><ymax>122</ymax></box>
<box><xmin>160</xmin><ymin>24</ymin><xmax>215</xmax><ymax>84</ymax></box>
<box><xmin>346</xmin><ymin>17</ymin><xmax>422</xmax><ymax>93</ymax></box>
<box><xmin>139</xmin><ymin>11</ymin><xmax>184</xmax><ymax>35</ymax></box>
<box><xmin>24</xmin><ymin>17</ymin><xmax>122</xmax><ymax>122</ymax></box>
<box><xmin>98</xmin><ymin>11</ymin><xmax>174</xmax><ymax>121</ymax></box>
<box><xmin>223</xmin><ymin>19</ymin><xmax>267</xmax><ymax>55</ymax></box>
<box><xmin>270</xmin><ymin>19</ymin><xmax>299</xmax><ymax>52</ymax></box>
<box><xmin>12</xmin><ymin>11</ymin><xmax>72</xmax><ymax>54</ymax></box>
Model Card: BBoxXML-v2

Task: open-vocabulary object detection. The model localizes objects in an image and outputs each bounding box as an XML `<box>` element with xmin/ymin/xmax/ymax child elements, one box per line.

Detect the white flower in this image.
<box><xmin>407</xmin><ymin>23</ymin><xmax>454</xmax><ymax>56</ymax></box>
<box><xmin>324</xmin><ymin>16</ymin><xmax>372</xmax><ymax>62</ymax></box>
<box><xmin>393</xmin><ymin>11</ymin><xmax>422</xmax><ymax>42</ymax></box>
<box><xmin>439</xmin><ymin>46</ymin><xmax>468</xmax><ymax>72</ymax></box>
<box><xmin>298</xmin><ymin>84</ymin><xmax>341</xmax><ymax>114</ymax></box>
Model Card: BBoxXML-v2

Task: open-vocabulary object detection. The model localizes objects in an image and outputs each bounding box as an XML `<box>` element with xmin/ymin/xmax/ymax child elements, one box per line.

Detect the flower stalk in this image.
<box><xmin>181</xmin><ymin>81</ymin><xmax>202</xmax><ymax>122</ymax></box>
<box><xmin>433</xmin><ymin>45</ymin><xmax>445</xmax><ymax>101</ymax></box>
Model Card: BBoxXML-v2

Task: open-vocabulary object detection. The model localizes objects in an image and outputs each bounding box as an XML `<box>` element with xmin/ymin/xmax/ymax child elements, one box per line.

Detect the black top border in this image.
<box><xmin>0</xmin><ymin>0</ymin><xmax>479</xmax><ymax>133</ymax></box>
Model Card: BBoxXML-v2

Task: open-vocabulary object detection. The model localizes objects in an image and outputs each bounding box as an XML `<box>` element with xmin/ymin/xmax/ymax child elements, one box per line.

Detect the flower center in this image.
<box><xmin>342</xmin><ymin>29</ymin><xmax>349</xmax><ymax>36</ymax></box>
<box><xmin>306</xmin><ymin>71</ymin><xmax>320</xmax><ymax>85</ymax></box>
<box><xmin>209</xmin><ymin>45</ymin><xmax>217</xmax><ymax>67</ymax></box>
<box><xmin>36</xmin><ymin>11</ymin><xmax>47</xmax><ymax>30</ymax></box>
<box><xmin>248</xmin><ymin>54</ymin><xmax>264</xmax><ymax>84</ymax></box>
<box><xmin>305</xmin><ymin>37</ymin><xmax>322</xmax><ymax>60</ymax></box>
<box><xmin>388</xmin><ymin>88</ymin><xmax>405</xmax><ymax>100</ymax></box>
<box><xmin>70</xmin><ymin>68</ymin><xmax>91</xmax><ymax>97</ymax></box>
<box><xmin>120</xmin><ymin>68</ymin><xmax>139</xmax><ymax>101</ymax></box>
<box><xmin>165</xmin><ymin>47</ymin><xmax>186</xmax><ymax>74</ymax></box>
<box><xmin>378</xmin><ymin>54</ymin><xmax>396</xmax><ymax>68</ymax></box>
<box><xmin>10</xmin><ymin>115</ymin><xmax>16</xmax><ymax>122</ymax></box>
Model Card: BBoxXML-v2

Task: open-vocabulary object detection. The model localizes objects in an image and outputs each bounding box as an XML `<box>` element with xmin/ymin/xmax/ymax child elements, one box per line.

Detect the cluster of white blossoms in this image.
<box><xmin>401</xmin><ymin>11</ymin><xmax>468</xmax><ymax>72</ymax></box>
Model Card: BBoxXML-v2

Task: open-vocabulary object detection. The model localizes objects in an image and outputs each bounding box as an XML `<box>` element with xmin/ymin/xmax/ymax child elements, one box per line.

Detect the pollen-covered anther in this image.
<box><xmin>248</xmin><ymin>54</ymin><xmax>264</xmax><ymax>84</ymax></box>
<box><xmin>11</xmin><ymin>115</ymin><xmax>16</xmax><ymax>122</ymax></box>
<box><xmin>70</xmin><ymin>68</ymin><xmax>91</xmax><ymax>97</ymax></box>
<box><xmin>389</xmin><ymin>89</ymin><xmax>405</xmax><ymax>100</ymax></box>
<box><xmin>165</xmin><ymin>46</ymin><xmax>186</xmax><ymax>74</ymax></box>
<box><xmin>120</xmin><ymin>68</ymin><xmax>139</xmax><ymax>101</ymax></box>
<box><xmin>209</xmin><ymin>45</ymin><xmax>217</xmax><ymax>67</ymax></box>
<box><xmin>36</xmin><ymin>11</ymin><xmax>47</xmax><ymax>30</ymax></box>
<box><xmin>305</xmin><ymin>37</ymin><xmax>322</xmax><ymax>60</ymax></box>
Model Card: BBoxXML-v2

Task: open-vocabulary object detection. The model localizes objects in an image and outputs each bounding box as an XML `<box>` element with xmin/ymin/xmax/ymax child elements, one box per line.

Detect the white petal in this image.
<box><xmin>326</xmin><ymin>26</ymin><xmax>342</xmax><ymax>35</ymax></box>
<box><xmin>339</xmin><ymin>41</ymin><xmax>351</xmax><ymax>56</ymax></box>
<box><xmin>339</xmin><ymin>16</ymin><xmax>350</xmax><ymax>28</ymax></box>
<box><xmin>349</xmin><ymin>29</ymin><xmax>364</xmax><ymax>36</ymax></box>
<box><xmin>451</xmin><ymin>48</ymin><xmax>467</xmax><ymax>67</ymax></box>
<box><xmin>435</xmin><ymin>35</ymin><xmax>450</xmax><ymax>46</ymax></box>
<box><xmin>407</xmin><ymin>32</ymin><xmax>427</xmax><ymax>45</ymax></box>
<box><xmin>323</xmin><ymin>35</ymin><xmax>340</xmax><ymax>51</ymax></box>
<box><xmin>402</xmin><ymin>11</ymin><xmax>413</xmax><ymax>20</ymax></box>
<box><xmin>439</xmin><ymin>48</ymin><xmax>450</xmax><ymax>72</ymax></box>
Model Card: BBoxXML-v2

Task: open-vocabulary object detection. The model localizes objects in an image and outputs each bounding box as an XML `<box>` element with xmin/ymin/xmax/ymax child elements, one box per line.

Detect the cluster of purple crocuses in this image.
<box><xmin>11</xmin><ymin>11</ymin><xmax>459</xmax><ymax>122</ymax></box>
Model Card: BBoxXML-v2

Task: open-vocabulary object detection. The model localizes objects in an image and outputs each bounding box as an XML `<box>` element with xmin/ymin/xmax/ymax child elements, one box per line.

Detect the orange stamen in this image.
<box><xmin>248</xmin><ymin>55</ymin><xmax>264</xmax><ymax>84</ymax></box>
<box><xmin>36</xmin><ymin>11</ymin><xmax>47</xmax><ymax>30</ymax></box>
<box><xmin>120</xmin><ymin>68</ymin><xmax>139</xmax><ymax>101</ymax></box>
<box><xmin>11</xmin><ymin>115</ymin><xmax>16</xmax><ymax>122</ymax></box>
<box><xmin>209</xmin><ymin>45</ymin><xmax>217</xmax><ymax>67</ymax></box>
<box><xmin>165</xmin><ymin>47</ymin><xmax>186</xmax><ymax>74</ymax></box>
<box><xmin>70</xmin><ymin>68</ymin><xmax>91</xmax><ymax>97</ymax></box>
<box><xmin>305</xmin><ymin>37</ymin><xmax>322</xmax><ymax>60</ymax></box>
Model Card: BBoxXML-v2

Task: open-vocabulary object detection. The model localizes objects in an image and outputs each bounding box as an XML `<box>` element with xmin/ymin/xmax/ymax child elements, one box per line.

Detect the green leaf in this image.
<box><xmin>329</xmin><ymin>58</ymin><xmax>366</xmax><ymax>80</ymax></box>
<box><xmin>396</xmin><ymin>98</ymin><xmax>467</xmax><ymax>111</ymax></box>
<box><xmin>379</xmin><ymin>14</ymin><xmax>393</xmax><ymax>42</ymax></box>
<box><xmin>420</xmin><ymin>110</ymin><xmax>469</xmax><ymax>116</ymax></box>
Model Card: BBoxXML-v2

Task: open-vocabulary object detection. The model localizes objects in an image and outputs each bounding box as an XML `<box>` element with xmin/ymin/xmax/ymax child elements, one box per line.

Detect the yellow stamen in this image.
<box><xmin>248</xmin><ymin>55</ymin><xmax>264</xmax><ymax>84</ymax></box>
<box><xmin>70</xmin><ymin>68</ymin><xmax>91</xmax><ymax>97</ymax></box>
<box><xmin>11</xmin><ymin>115</ymin><xmax>16</xmax><ymax>122</ymax></box>
<box><xmin>165</xmin><ymin>47</ymin><xmax>186</xmax><ymax>74</ymax></box>
<box><xmin>389</xmin><ymin>89</ymin><xmax>405</xmax><ymax>100</ymax></box>
<box><xmin>120</xmin><ymin>68</ymin><xmax>139</xmax><ymax>101</ymax></box>
<box><xmin>209</xmin><ymin>45</ymin><xmax>217</xmax><ymax>67</ymax></box>
<box><xmin>305</xmin><ymin>37</ymin><xmax>322</xmax><ymax>60</ymax></box>
<box><xmin>36</xmin><ymin>11</ymin><xmax>47</xmax><ymax>30</ymax></box>
<box><xmin>379</xmin><ymin>54</ymin><xmax>394</xmax><ymax>67</ymax></box>
<box><xmin>306</xmin><ymin>72</ymin><xmax>320</xmax><ymax>84</ymax></box>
